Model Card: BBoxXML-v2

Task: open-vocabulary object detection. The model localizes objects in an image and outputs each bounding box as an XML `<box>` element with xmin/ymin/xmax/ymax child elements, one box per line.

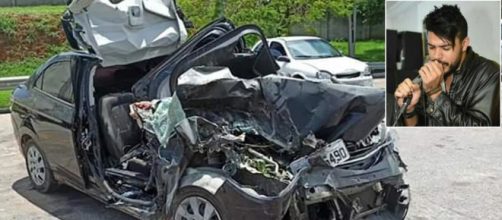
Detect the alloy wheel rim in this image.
<box><xmin>27</xmin><ymin>146</ymin><xmax>46</xmax><ymax>186</ymax></box>
<box><xmin>175</xmin><ymin>196</ymin><xmax>221</xmax><ymax>220</ymax></box>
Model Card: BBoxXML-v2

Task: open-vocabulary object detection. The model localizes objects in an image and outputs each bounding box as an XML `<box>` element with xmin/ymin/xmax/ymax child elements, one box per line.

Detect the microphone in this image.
<box><xmin>392</xmin><ymin>75</ymin><xmax>422</xmax><ymax>126</ymax></box>
<box><xmin>402</xmin><ymin>75</ymin><xmax>422</xmax><ymax>106</ymax></box>
<box><xmin>411</xmin><ymin>75</ymin><xmax>422</xmax><ymax>84</ymax></box>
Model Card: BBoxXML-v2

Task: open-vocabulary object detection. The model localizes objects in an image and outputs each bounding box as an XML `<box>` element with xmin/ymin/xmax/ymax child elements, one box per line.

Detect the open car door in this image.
<box><xmin>63</xmin><ymin>0</ymin><xmax>187</xmax><ymax>67</ymax></box>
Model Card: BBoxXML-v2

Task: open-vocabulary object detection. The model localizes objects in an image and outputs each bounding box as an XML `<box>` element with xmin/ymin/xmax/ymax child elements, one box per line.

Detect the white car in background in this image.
<box><xmin>252</xmin><ymin>36</ymin><xmax>373</xmax><ymax>86</ymax></box>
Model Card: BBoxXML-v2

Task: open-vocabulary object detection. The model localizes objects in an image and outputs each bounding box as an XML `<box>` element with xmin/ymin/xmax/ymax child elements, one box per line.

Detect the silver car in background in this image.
<box><xmin>252</xmin><ymin>36</ymin><xmax>373</xmax><ymax>86</ymax></box>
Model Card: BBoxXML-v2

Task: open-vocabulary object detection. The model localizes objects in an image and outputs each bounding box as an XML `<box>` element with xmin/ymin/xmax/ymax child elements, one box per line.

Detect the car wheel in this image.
<box><xmin>171</xmin><ymin>186</ymin><xmax>227</xmax><ymax>220</ymax></box>
<box><xmin>24</xmin><ymin>140</ymin><xmax>58</xmax><ymax>193</ymax></box>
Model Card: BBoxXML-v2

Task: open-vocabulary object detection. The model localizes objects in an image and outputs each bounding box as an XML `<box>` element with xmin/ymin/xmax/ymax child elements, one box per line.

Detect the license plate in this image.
<box><xmin>322</xmin><ymin>139</ymin><xmax>350</xmax><ymax>167</ymax></box>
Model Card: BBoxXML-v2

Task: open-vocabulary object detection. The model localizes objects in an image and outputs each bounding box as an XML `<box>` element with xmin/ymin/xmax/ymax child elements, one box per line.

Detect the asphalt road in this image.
<box><xmin>0</xmin><ymin>78</ymin><xmax>501</xmax><ymax>219</ymax></box>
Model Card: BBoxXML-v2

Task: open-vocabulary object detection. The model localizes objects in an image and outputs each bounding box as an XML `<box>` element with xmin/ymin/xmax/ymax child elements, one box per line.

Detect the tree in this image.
<box><xmin>177</xmin><ymin>0</ymin><xmax>357</xmax><ymax>38</ymax></box>
<box><xmin>355</xmin><ymin>0</ymin><xmax>384</xmax><ymax>25</ymax></box>
<box><xmin>213</xmin><ymin>0</ymin><xmax>227</xmax><ymax>19</ymax></box>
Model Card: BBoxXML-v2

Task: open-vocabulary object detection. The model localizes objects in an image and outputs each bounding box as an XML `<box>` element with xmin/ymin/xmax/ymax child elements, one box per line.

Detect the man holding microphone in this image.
<box><xmin>394</xmin><ymin>5</ymin><xmax>500</xmax><ymax>126</ymax></box>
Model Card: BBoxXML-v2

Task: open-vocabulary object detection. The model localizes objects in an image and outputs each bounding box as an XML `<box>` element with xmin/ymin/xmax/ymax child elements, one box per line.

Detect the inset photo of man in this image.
<box><xmin>386</xmin><ymin>1</ymin><xmax>500</xmax><ymax>126</ymax></box>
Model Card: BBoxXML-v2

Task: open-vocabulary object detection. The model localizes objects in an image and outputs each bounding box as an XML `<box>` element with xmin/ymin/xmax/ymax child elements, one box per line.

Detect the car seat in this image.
<box><xmin>98</xmin><ymin>93</ymin><xmax>141</xmax><ymax>161</ymax></box>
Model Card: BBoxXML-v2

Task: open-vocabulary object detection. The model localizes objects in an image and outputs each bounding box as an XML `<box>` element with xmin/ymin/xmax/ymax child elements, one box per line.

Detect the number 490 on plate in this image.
<box><xmin>322</xmin><ymin>139</ymin><xmax>350</xmax><ymax>167</ymax></box>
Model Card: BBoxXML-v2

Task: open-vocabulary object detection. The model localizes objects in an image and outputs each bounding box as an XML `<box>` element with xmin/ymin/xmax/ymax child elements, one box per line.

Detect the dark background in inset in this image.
<box><xmin>386</xmin><ymin>30</ymin><xmax>424</xmax><ymax>124</ymax></box>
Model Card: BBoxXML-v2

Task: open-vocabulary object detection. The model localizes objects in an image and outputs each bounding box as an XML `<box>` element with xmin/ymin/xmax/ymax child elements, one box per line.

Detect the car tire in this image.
<box><xmin>397</xmin><ymin>184</ymin><xmax>410</xmax><ymax>220</ymax></box>
<box><xmin>24</xmin><ymin>140</ymin><xmax>58</xmax><ymax>193</ymax></box>
<box><xmin>170</xmin><ymin>186</ymin><xmax>228</xmax><ymax>220</ymax></box>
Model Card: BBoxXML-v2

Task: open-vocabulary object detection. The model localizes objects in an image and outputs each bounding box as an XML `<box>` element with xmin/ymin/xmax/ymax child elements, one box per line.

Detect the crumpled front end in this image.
<box><xmin>291</xmin><ymin>128</ymin><xmax>410</xmax><ymax>220</ymax></box>
<box><xmin>95</xmin><ymin>67</ymin><xmax>408</xmax><ymax>220</ymax></box>
<box><xmin>145</xmin><ymin>66</ymin><xmax>408</xmax><ymax>219</ymax></box>
<box><xmin>85</xmin><ymin>20</ymin><xmax>408</xmax><ymax>219</ymax></box>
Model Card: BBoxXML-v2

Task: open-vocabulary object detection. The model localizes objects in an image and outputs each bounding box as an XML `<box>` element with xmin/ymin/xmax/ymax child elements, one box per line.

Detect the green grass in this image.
<box><xmin>0</xmin><ymin>44</ymin><xmax>69</xmax><ymax>78</ymax></box>
<box><xmin>47</xmin><ymin>44</ymin><xmax>70</xmax><ymax>55</ymax></box>
<box><xmin>0</xmin><ymin>16</ymin><xmax>16</xmax><ymax>36</ymax></box>
<box><xmin>0</xmin><ymin>5</ymin><xmax>66</xmax><ymax>15</ymax></box>
<box><xmin>0</xmin><ymin>90</ymin><xmax>12</xmax><ymax>109</ymax></box>
<box><xmin>331</xmin><ymin>40</ymin><xmax>384</xmax><ymax>62</ymax></box>
<box><xmin>0</xmin><ymin>57</ymin><xmax>45</xmax><ymax>77</ymax></box>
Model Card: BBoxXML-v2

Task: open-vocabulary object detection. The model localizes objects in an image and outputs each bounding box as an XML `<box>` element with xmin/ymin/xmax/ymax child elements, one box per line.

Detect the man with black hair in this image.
<box><xmin>394</xmin><ymin>4</ymin><xmax>500</xmax><ymax>126</ymax></box>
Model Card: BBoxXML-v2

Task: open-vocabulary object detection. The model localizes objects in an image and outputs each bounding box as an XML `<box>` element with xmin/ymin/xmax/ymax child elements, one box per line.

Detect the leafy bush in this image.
<box><xmin>0</xmin><ymin>17</ymin><xmax>16</xmax><ymax>37</ymax></box>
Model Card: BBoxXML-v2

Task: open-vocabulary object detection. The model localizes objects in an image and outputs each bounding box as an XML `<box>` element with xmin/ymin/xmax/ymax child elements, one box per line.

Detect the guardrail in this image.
<box><xmin>0</xmin><ymin>76</ymin><xmax>29</xmax><ymax>90</ymax></box>
<box><xmin>0</xmin><ymin>76</ymin><xmax>28</xmax><ymax>113</ymax></box>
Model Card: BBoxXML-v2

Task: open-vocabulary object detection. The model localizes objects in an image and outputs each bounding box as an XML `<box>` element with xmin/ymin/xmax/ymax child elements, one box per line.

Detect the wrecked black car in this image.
<box><xmin>10</xmin><ymin>1</ymin><xmax>409</xmax><ymax>219</ymax></box>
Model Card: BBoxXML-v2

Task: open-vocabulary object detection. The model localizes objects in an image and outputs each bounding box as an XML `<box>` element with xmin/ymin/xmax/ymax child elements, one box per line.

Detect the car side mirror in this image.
<box><xmin>276</xmin><ymin>56</ymin><xmax>290</xmax><ymax>62</ymax></box>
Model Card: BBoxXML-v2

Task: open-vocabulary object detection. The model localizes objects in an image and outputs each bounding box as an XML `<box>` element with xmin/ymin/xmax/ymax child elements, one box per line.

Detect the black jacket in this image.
<box><xmin>400</xmin><ymin>47</ymin><xmax>500</xmax><ymax>126</ymax></box>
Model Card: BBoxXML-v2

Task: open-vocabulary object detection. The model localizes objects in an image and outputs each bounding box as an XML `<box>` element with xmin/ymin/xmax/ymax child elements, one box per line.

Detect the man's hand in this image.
<box><xmin>419</xmin><ymin>61</ymin><xmax>445</xmax><ymax>100</ymax></box>
<box><xmin>394</xmin><ymin>78</ymin><xmax>421</xmax><ymax>112</ymax></box>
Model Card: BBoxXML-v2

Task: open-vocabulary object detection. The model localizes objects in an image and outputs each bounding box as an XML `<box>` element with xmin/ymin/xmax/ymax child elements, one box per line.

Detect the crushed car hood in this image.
<box><xmin>175</xmin><ymin>71</ymin><xmax>385</xmax><ymax>150</ymax></box>
<box><xmin>130</xmin><ymin>21</ymin><xmax>384</xmax><ymax>147</ymax></box>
